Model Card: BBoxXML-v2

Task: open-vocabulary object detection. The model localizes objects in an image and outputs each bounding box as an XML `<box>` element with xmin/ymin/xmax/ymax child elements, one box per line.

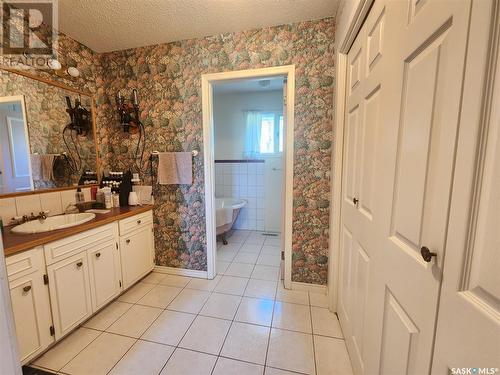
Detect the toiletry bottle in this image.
<box><xmin>76</xmin><ymin>188</ymin><xmax>84</xmax><ymax>203</ymax></box>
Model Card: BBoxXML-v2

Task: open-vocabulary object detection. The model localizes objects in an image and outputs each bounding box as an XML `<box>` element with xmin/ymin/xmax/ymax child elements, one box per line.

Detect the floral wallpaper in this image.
<box><xmin>1</xmin><ymin>18</ymin><xmax>334</xmax><ymax>285</ymax></box>
<box><xmin>98</xmin><ymin>18</ymin><xmax>335</xmax><ymax>284</ymax></box>
<box><xmin>0</xmin><ymin>70</ymin><xmax>97</xmax><ymax>188</ymax></box>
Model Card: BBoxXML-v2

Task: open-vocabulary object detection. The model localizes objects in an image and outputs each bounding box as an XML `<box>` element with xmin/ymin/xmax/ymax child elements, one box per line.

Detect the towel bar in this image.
<box><xmin>151</xmin><ymin>150</ymin><xmax>198</xmax><ymax>156</ymax></box>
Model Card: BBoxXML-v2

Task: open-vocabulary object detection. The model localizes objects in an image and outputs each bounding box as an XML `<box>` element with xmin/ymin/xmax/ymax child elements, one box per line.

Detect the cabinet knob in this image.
<box><xmin>137</xmin><ymin>219</ymin><xmax>142</xmax><ymax>224</ymax></box>
<box><xmin>353</xmin><ymin>197</ymin><xmax>359</xmax><ymax>206</ymax></box>
<box><xmin>126</xmin><ymin>239</ymin><xmax>131</xmax><ymax>244</ymax></box>
<box><xmin>23</xmin><ymin>285</ymin><xmax>32</xmax><ymax>293</ymax></box>
<box><xmin>95</xmin><ymin>252</ymin><xmax>101</xmax><ymax>258</ymax></box>
<box><xmin>76</xmin><ymin>261</ymin><xmax>83</xmax><ymax>268</ymax></box>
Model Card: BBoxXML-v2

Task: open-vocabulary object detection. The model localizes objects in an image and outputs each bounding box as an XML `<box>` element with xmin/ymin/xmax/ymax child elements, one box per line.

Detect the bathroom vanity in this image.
<box><xmin>2</xmin><ymin>206</ymin><xmax>154</xmax><ymax>364</ymax></box>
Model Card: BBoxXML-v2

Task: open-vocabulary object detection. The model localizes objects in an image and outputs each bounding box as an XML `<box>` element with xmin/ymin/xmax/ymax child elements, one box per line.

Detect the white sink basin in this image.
<box><xmin>11</xmin><ymin>213</ymin><xmax>96</xmax><ymax>234</ymax></box>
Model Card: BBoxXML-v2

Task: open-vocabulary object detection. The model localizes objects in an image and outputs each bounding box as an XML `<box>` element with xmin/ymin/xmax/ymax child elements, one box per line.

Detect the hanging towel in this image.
<box><xmin>41</xmin><ymin>154</ymin><xmax>57</xmax><ymax>181</ymax></box>
<box><xmin>30</xmin><ymin>154</ymin><xmax>42</xmax><ymax>180</ymax></box>
<box><xmin>157</xmin><ymin>152</ymin><xmax>192</xmax><ymax>185</ymax></box>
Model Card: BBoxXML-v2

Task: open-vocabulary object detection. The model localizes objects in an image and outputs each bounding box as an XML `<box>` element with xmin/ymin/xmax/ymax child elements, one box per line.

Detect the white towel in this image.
<box><xmin>30</xmin><ymin>154</ymin><xmax>42</xmax><ymax>180</ymax></box>
<box><xmin>41</xmin><ymin>154</ymin><xmax>57</xmax><ymax>181</ymax></box>
<box><xmin>157</xmin><ymin>152</ymin><xmax>192</xmax><ymax>185</ymax></box>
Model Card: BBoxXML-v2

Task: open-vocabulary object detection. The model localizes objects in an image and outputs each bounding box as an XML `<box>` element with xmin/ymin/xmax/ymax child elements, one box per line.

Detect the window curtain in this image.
<box><xmin>243</xmin><ymin>111</ymin><xmax>262</xmax><ymax>159</ymax></box>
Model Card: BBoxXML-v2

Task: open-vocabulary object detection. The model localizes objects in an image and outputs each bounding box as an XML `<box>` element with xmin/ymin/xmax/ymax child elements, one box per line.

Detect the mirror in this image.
<box><xmin>0</xmin><ymin>69</ymin><xmax>98</xmax><ymax>196</ymax></box>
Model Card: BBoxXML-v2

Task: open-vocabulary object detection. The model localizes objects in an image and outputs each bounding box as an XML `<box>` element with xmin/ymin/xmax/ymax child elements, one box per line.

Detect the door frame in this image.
<box><xmin>201</xmin><ymin>65</ymin><xmax>295</xmax><ymax>287</ymax></box>
<box><xmin>328</xmin><ymin>0</ymin><xmax>374</xmax><ymax>311</ymax></box>
<box><xmin>0</xmin><ymin>95</ymin><xmax>33</xmax><ymax>193</ymax></box>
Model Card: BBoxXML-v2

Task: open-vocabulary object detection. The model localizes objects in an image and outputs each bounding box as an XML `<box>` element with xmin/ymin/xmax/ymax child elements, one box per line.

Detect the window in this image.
<box><xmin>258</xmin><ymin>112</ymin><xmax>283</xmax><ymax>155</ymax></box>
<box><xmin>244</xmin><ymin>111</ymin><xmax>284</xmax><ymax>158</ymax></box>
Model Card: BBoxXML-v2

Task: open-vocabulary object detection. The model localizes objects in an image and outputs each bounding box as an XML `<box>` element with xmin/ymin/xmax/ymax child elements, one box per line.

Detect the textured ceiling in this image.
<box><xmin>214</xmin><ymin>77</ymin><xmax>284</xmax><ymax>94</ymax></box>
<box><xmin>58</xmin><ymin>0</ymin><xmax>340</xmax><ymax>53</ymax></box>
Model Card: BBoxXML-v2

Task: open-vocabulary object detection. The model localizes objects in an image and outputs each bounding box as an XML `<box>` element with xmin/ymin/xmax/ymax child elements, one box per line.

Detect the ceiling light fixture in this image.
<box><xmin>258</xmin><ymin>79</ymin><xmax>271</xmax><ymax>87</ymax></box>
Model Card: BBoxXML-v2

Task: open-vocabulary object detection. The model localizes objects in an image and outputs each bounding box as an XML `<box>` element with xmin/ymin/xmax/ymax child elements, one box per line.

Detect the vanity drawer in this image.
<box><xmin>118</xmin><ymin>211</ymin><xmax>153</xmax><ymax>236</ymax></box>
<box><xmin>44</xmin><ymin>223</ymin><xmax>118</xmax><ymax>265</ymax></box>
<box><xmin>6</xmin><ymin>247</ymin><xmax>45</xmax><ymax>283</ymax></box>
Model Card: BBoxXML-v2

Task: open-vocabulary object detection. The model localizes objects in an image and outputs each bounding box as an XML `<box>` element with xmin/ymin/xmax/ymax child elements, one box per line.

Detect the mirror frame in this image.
<box><xmin>0</xmin><ymin>68</ymin><xmax>100</xmax><ymax>198</ymax></box>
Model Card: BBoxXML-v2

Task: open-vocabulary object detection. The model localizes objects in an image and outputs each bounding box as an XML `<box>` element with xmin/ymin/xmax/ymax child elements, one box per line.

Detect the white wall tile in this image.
<box><xmin>15</xmin><ymin>195</ymin><xmax>42</xmax><ymax>217</ymax></box>
<box><xmin>215</xmin><ymin>161</ymin><xmax>268</xmax><ymax>231</ymax></box>
<box><xmin>239</xmin><ymin>186</ymin><xmax>248</xmax><ymax>197</ymax></box>
<box><xmin>223</xmin><ymin>186</ymin><xmax>232</xmax><ymax>197</ymax></box>
<box><xmin>40</xmin><ymin>192</ymin><xmax>63</xmax><ymax>216</ymax></box>
<box><xmin>215</xmin><ymin>164</ymin><xmax>223</xmax><ymax>175</ymax></box>
<box><xmin>256</xmin><ymin>175</ymin><xmax>264</xmax><ymax>187</ymax></box>
<box><xmin>0</xmin><ymin>198</ymin><xmax>17</xmax><ymax>225</ymax></box>
<box><xmin>224</xmin><ymin>174</ymin><xmax>234</xmax><ymax>185</ymax></box>
<box><xmin>247</xmin><ymin>164</ymin><xmax>256</xmax><ymax>174</ymax></box>
<box><xmin>60</xmin><ymin>189</ymin><xmax>77</xmax><ymax>210</ymax></box>
<box><xmin>215</xmin><ymin>174</ymin><xmax>224</xmax><ymax>186</ymax></box>
<box><xmin>257</xmin><ymin>198</ymin><xmax>265</xmax><ymax>209</ymax></box>
<box><xmin>239</xmin><ymin>175</ymin><xmax>248</xmax><ymax>186</ymax></box>
<box><xmin>239</xmin><ymin>164</ymin><xmax>247</xmax><ymax>174</ymax></box>
<box><xmin>256</xmin><ymin>220</ymin><xmax>265</xmax><ymax>231</ymax></box>
<box><xmin>247</xmin><ymin>186</ymin><xmax>257</xmax><ymax>198</ymax></box>
<box><xmin>248</xmin><ymin>209</ymin><xmax>257</xmax><ymax>220</ymax></box>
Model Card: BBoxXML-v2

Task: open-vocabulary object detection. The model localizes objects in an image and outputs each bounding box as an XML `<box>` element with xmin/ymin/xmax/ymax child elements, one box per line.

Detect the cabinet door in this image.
<box><xmin>47</xmin><ymin>251</ymin><xmax>92</xmax><ymax>340</ymax></box>
<box><xmin>9</xmin><ymin>273</ymin><xmax>53</xmax><ymax>364</ymax></box>
<box><xmin>88</xmin><ymin>240</ymin><xmax>122</xmax><ymax>311</ymax></box>
<box><xmin>120</xmin><ymin>225</ymin><xmax>154</xmax><ymax>289</ymax></box>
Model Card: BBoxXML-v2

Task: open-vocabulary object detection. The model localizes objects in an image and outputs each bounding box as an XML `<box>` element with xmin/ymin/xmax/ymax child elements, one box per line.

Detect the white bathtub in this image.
<box><xmin>215</xmin><ymin>198</ymin><xmax>246</xmax><ymax>240</ymax></box>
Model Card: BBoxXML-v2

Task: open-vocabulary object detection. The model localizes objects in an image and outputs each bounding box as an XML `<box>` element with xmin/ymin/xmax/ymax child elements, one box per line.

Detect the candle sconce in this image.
<box><xmin>115</xmin><ymin>89</ymin><xmax>142</xmax><ymax>134</ymax></box>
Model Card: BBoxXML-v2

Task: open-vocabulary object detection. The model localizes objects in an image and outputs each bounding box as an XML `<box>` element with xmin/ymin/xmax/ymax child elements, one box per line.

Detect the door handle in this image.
<box><xmin>420</xmin><ymin>246</ymin><xmax>437</xmax><ymax>262</ymax></box>
<box><xmin>23</xmin><ymin>285</ymin><xmax>32</xmax><ymax>293</ymax></box>
<box><xmin>76</xmin><ymin>261</ymin><xmax>83</xmax><ymax>268</ymax></box>
<box><xmin>95</xmin><ymin>252</ymin><xmax>101</xmax><ymax>258</ymax></box>
<box><xmin>353</xmin><ymin>197</ymin><xmax>359</xmax><ymax>206</ymax></box>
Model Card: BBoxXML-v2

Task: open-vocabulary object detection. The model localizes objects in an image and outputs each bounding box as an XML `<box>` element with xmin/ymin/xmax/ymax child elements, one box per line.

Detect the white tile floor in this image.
<box><xmin>30</xmin><ymin>230</ymin><xmax>353</xmax><ymax>375</ymax></box>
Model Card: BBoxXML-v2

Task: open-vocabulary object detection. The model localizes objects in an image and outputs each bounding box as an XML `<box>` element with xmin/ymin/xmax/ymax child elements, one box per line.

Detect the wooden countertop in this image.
<box><xmin>2</xmin><ymin>205</ymin><xmax>153</xmax><ymax>257</ymax></box>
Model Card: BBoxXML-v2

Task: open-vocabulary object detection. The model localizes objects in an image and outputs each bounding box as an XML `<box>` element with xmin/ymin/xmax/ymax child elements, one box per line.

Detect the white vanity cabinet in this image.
<box><xmin>44</xmin><ymin>223</ymin><xmax>121</xmax><ymax>339</ymax></box>
<box><xmin>6</xmin><ymin>247</ymin><xmax>54</xmax><ymax>364</ymax></box>
<box><xmin>119</xmin><ymin>210</ymin><xmax>154</xmax><ymax>289</ymax></box>
<box><xmin>6</xmin><ymin>210</ymin><xmax>154</xmax><ymax>357</ymax></box>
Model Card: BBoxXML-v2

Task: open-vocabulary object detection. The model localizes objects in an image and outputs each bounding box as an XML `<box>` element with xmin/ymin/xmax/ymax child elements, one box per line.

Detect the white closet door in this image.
<box><xmin>432</xmin><ymin>0</ymin><xmax>500</xmax><ymax>370</ymax></box>
<box><xmin>339</xmin><ymin>0</ymin><xmax>473</xmax><ymax>373</ymax></box>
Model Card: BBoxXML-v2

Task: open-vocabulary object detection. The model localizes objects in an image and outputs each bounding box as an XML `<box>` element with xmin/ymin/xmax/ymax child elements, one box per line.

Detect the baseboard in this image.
<box><xmin>154</xmin><ymin>266</ymin><xmax>208</xmax><ymax>279</ymax></box>
<box><xmin>291</xmin><ymin>281</ymin><xmax>328</xmax><ymax>294</ymax></box>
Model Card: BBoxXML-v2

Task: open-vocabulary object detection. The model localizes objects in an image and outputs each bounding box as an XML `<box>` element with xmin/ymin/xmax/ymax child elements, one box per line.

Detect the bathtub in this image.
<box><xmin>215</xmin><ymin>197</ymin><xmax>246</xmax><ymax>244</ymax></box>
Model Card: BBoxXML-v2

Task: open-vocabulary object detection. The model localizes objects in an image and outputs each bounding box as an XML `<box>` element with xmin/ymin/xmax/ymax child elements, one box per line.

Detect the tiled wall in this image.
<box><xmin>0</xmin><ymin>188</ymin><xmax>92</xmax><ymax>225</ymax></box>
<box><xmin>215</xmin><ymin>162</ymin><xmax>265</xmax><ymax>231</ymax></box>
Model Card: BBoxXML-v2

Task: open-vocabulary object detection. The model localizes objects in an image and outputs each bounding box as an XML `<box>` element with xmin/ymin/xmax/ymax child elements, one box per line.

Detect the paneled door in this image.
<box><xmin>339</xmin><ymin>0</ymin><xmax>475</xmax><ymax>373</ymax></box>
<box><xmin>338</xmin><ymin>0</ymin><xmax>388</xmax><ymax>372</ymax></box>
<box><xmin>432</xmin><ymin>0</ymin><xmax>500</xmax><ymax>369</ymax></box>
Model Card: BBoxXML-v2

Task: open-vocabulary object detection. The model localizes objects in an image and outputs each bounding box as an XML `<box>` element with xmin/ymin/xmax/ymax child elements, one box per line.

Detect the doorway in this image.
<box><xmin>201</xmin><ymin>66</ymin><xmax>295</xmax><ymax>287</ymax></box>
